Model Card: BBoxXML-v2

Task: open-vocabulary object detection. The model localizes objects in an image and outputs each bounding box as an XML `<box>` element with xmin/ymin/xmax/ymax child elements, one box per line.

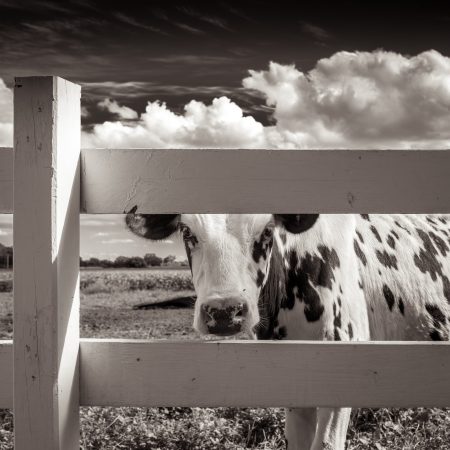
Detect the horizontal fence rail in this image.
<box><xmin>2</xmin><ymin>340</ymin><xmax>450</xmax><ymax>409</ymax></box>
<box><xmin>2</xmin><ymin>146</ymin><xmax>450</xmax><ymax>213</ymax></box>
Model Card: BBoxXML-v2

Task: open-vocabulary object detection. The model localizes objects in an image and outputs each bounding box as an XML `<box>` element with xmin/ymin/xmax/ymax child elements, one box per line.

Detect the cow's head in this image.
<box><xmin>125</xmin><ymin>211</ymin><xmax>318</xmax><ymax>336</ymax></box>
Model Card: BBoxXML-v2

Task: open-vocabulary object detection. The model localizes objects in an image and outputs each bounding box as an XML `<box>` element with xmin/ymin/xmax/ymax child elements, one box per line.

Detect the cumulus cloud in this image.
<box><xmin>98</xmin><ymin>98</ymin><xmax>138</xmax><ymax>120</ymax></box>
<box><xmin>2</xmin><ymin>50</ymin><xmax>450</xmax><ymax>150</ymax></box>
<box><xmin>243</xmin><ymin>50</ymin><xmax>450</xmax><ymax>149</ymax></box>
<box><xmin>82</xmin><ymin>96</ymin><xmax>266</xmax><ymax>148</ymax></box>
<box><xmin>83</xmin><ymin>50</ymin><xmax>450</xmax><ymax>149</ymax></box>
<box><xmin>0</xmin><ymin>79</ymin><xmax>13</xmax><ymax>147</ymax></box>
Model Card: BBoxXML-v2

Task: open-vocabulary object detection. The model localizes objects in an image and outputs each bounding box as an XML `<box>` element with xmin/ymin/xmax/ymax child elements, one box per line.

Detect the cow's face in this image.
<box><xmin>126</xmin><ymin>211</ymin><xmax>318</xmax><ymax>336</ymax></box>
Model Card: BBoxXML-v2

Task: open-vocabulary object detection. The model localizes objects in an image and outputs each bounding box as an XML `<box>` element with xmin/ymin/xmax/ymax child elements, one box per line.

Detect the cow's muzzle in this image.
<box><xmin>200</xmin><ymin>298</ymin><xmax>248</xmax><ymax>336</ymax></box>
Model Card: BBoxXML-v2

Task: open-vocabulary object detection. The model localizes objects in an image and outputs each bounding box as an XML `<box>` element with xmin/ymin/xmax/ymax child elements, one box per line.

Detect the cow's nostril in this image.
<box><xmin>234</xmin><ymin>303</ymin><xmax>247</xmax><ymax>318</ymax></box>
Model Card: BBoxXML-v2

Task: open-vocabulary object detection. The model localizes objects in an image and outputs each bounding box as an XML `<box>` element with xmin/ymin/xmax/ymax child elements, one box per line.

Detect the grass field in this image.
<box><xmin>1</xmin><ymin>269</ymin><xmax>450</xmax><ymax>449</ymax></box>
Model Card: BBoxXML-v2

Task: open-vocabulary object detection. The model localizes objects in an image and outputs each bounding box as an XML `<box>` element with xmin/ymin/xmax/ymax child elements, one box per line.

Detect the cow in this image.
<box><xmin>125</xmin><ymin>212</ymin><xmax>450</xmax><ymax>450</ymax></box>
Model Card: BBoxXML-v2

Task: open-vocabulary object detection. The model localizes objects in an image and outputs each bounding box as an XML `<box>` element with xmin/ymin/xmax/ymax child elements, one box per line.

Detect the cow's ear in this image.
<box><xmin>274</xmin><ymin>214</ymin><xmax>319</xmax><ymax>234</ymax></box>
<box><xmin>125</xmin><ymin>209</ymin><xmax>180</xmax><ymax>240</ymax></box>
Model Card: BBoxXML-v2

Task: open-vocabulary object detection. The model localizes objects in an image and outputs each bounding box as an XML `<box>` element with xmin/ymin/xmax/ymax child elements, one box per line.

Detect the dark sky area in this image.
<box><xmin>1</xmin><ymin>0</ymin><xmax>450</xmax><ymax>126</ymax></box>
<box><xmin>1</xmin><ymin>0</ymin><xmax>450</xmax><ymax>260</ymax></box>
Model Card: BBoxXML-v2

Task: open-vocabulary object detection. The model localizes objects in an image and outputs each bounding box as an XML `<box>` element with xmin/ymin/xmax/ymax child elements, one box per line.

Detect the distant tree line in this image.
<box><xmin>80</xmin><ymin>253</ymin><xmax>189</xmax><ymax>269</ymax></box>
<box><xmin>0</xmin><ymin>244</ymin><xmax>188</xmax><ymax>269</ymax></box>
<box><xmin>0</xmin><ymin>244</ymin><xmax>13</xmax><ymax>269</ymax></box>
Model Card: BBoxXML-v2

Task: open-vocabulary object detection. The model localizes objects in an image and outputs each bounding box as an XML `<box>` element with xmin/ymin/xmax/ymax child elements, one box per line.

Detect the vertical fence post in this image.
<box><xmin>13</xmin><ymin>77</ymin><xmax>81</xmax><ymax>449</ymax></box>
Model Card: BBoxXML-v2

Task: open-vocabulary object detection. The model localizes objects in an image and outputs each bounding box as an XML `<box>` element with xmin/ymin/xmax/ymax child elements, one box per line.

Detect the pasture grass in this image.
<box><xmin>0</xmin><ymin>271</ymin><xmax>450</xmax><ymax>449</ymax></box>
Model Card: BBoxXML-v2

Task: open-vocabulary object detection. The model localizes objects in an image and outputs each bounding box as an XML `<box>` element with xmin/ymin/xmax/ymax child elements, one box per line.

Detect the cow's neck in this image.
<box><xmin>256</xmin><ymin>236</ymin><xmax>286</xmax><ymax>339</ymax></box>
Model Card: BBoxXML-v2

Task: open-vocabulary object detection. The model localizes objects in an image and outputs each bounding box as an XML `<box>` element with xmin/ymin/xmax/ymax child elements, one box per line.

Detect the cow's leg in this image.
<box><xmin>285</xmin><ymin>407</ymin><xmax>317</xmax><ymax>450</ymax></box>
<box><xmin>310</xmin><ymin>407</ymin><xmax>351</xmax><ymax>450</ymax></box>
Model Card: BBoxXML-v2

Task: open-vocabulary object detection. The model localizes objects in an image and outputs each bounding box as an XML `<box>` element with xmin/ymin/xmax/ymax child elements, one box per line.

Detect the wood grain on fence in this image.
<box><xmin>13</xmin><ymin>77</ymin><xmax>81</xmax><ymax>450</ymax></box>
<box><xmin>2</xmin><ymin>340</ymin><xmax>450</xmax><ymax>409</ymax></box>
<box><xmin>81</xmin><ymin>148</ymin><xmax>450</xmax><ymax>214</ymax></box>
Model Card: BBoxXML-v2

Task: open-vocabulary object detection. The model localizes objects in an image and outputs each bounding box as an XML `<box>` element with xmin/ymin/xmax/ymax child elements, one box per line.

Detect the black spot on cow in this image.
<box><xmin>387</xmin><ymin>235</ymin><xmax>396</xmax><ymax>249</ymax></box>
<box><xmin>332</xmin><ymin>299</ymin><xmax>342</xmax><ymax>341</ymax></box>
<box><xmin>333</xmin><ymin>309</ymin><xmax>341</xmax><ymax>329</ymax></box>
<box><xmin>443</xmin><ymin>276</ymin><xmax>450</xmax><ymax>304</ymax></box>
<box><xmin>430</xmin><ymin>329</ymin><xmax>442</xmax><ymax>341</ymax></box>
<box><xmin>429</xmin><ymin>231</ymin><xmax>449</xmax><ymax>257</ymax></box>
<box><xmin>383</xmin><ymin>284</ymin><xmax>395</xmax><ymax>311</ymax></box>
<box><xmin>425</xmin><ymin>303</ymin><xmax>446</xmax><ymax>327</ymax></box>
<box><xmin>256</xmin><ymin>269</ymin><xmax>265</xmax><ymax>287</ymax></box>
<box><xmin>273</xmin><ymin>325</ymin><xmax>287</xmax><ymax>340</ymax></box>
<box><xmin>354</xmin><ymin>239</ymin><xmax>367</xmax><ymax>266</ymax></box>
<box><xmin>413</xmin><ymin>229</ymin><xmax>448</xmax><ymax>301</ymax></box>
<box><xmin>376</xmin><ymin>250</ymin><xmax>398</xmax><ymax>270</ymax></box>
<box><xmin>398</xmin><ymin>298</ymin><xmax>405</xmax><ymax>316</ymax></box>
<box><xmin>360</xmin><ymin>214</ymin><xmax>370</xmax><ymax>221</ymax></box>
<box><xmin>356</xmin><ymin>230</ymin><xmax>364</xmax><ymax>243</ymax></box>
<box><xmin>395</xmin><ymin>220</ymin><xmax>412</xmax><ymax>235</ymax></box>
<box><xmin>348</xmin><ymin>323</ymin><xmax>354</xmax><ymax>340</ymax></box>
<box><xmin>337</xmin><ymin>296</ymin><xmax>342</xmax><ymax>307</ymax></box>
<box><xmin>252</xmin><ymin>235</ymin><xmax>271</xmax><ymax>263</ymax></box>
<box><xmin>283</xmin><ymin>250</ymin><xmax>325</xmax><ymax>321</ymax></box>
<box><xmin>317</xmin><ymin>246</ymin><xmax>340</xmax><ymax>275</ymax></box>
<box><xmin>334</xmin><ymin>328</ymin><xmax>341</xmax><ymax>341</ymax></box>
<box><xmin>370</xmin><ymin>225</ymin><xmax>382</xmax><ymax>243</ymax></box>
<box><xmin>282</xmin><ymin>246</ymin><xmax>339</xmax><ymax>322</ymax></box>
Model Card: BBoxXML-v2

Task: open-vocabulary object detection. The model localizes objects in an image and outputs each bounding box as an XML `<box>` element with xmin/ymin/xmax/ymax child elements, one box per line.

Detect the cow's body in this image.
<box><xmin>126</xmin><ymin>212</ymin><xmax>450</xmax><ymax>450</ymax></box>
<box><xmin>259</xmin><ymin>214</ymin><xmax>450</xmax><ymax>344</ymax></box>
<box><xmin>257</xmin><ymin>214</ymin><xmax>450</xmax><ymax>449</ymax></box>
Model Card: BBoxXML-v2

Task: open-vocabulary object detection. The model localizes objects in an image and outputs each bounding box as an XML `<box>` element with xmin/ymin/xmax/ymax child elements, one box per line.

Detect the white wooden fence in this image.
<box><xmin>0</xmin><ymin>76</ymin><xmax>449</xmax><ymax>449</ymax></box>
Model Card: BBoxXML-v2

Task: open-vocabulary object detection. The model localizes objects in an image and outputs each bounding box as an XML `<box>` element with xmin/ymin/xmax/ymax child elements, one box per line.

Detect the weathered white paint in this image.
<box><xmin>80</xmin><ymin>339</ymin><xmax>450</xmax><ymax>408</ymax></box>
<box><xmin>2</xmin><ymin>339</ymin><xmax>450</xmax><ymax>409</ymax></box>
<box><xmin>3</xmin><ymin>147</ymin><xmax>450</xmax><ymax>214</ymax></box>
<box><xmin>0</xmin><ymin>341</ymin><xmax>13</xmax><ymax>409</ymax></box>
<box><xmin>81</xmin><ymin>148</ymin><xmax>450</xmax><ymax>213</ymax></box>
<box><xmin>13</xmin><ymin>77</ymin><xmax>80</xmax><ymax>450</ymax></box>
<box><xmin>0</xmin><ymin>147</ymin><xmax>13</xmax><ymax>213</ymax></box>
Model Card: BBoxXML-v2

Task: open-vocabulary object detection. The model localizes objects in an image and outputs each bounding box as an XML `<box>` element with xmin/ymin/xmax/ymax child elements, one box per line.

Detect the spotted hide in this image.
<box><xmin>126</xmin><ymin>212</ymin><xmax>450</xmax><ymax>450</ymax></box>
<box><xmin>257</xmin><ymin>214</ymin><xmax>450</xmax><ymax>344</ymax></box>
<box><xmin>257</xmin><ymin>214</ymin><xmax>450</xmax><ymax>450</ymax></box>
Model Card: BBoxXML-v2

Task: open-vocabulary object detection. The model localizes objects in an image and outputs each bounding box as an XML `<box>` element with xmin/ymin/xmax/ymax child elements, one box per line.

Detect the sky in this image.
<box><xmin>1</xmin><ymin>0</ymin><xmax>450</xmax><ymax>260</ymax></box>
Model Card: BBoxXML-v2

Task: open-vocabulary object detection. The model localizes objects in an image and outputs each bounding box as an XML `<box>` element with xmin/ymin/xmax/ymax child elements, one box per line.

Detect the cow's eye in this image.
<box><xmin>180</xmin><ymin>224</ymin><xmax>196</xmax><ymax>242</ymax></box>
<box><xmin>262</xmin><ymin>227</ymin><xmax>274</xmax><ymax>241</ymax></box>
